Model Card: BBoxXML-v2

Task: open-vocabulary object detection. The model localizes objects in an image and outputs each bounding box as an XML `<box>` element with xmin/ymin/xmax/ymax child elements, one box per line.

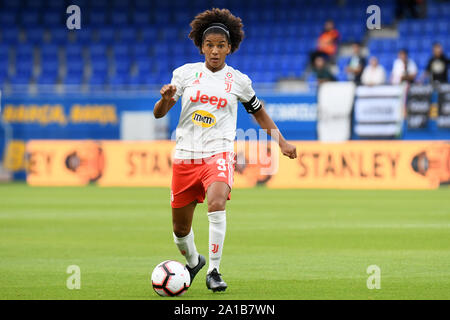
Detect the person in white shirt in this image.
<box><xmin>361</xmin><ymin>56</ymin><xmax>386</xmax><ymax>86</ymax></box>
<box><xmin>153</xmin><ymin>8</ymin><xmax>297</xmax><ymax>293</ymax></box>
<box><xmin>391</xmin><ymin>49</ymin><xmax>418</xmax><ymax>84</ymax></box>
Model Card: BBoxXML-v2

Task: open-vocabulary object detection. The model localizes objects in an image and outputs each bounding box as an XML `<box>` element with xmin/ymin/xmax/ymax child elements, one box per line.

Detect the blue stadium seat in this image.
<box><xmin>383</xmin><ymin>39</ymin><xmax>399</xmax><ymax>52</ymax></box>
<box><xmin>408</xmin><ymin>37</ymin><xmax>422</xmax><ymax>52</ymax></box>
<box><xmin>131</xmin><ymin>43</ymin><xmax>150</xmax><ymax>58</ymax></box>
<box><xmin>88</xmin><ymin>11</ymin><xmax>107</xmax><ymax>26</ymax></box>
<box><xmin>421</xmin><ymin>38</ymin><xmax>433</xmax><ymax>52</ymax></box>
<box><xmin>41</xmin><ymin>51</ymin><xmax>59</xmax><ymax>65</ymax></box>
<box><xmin>138</xmin><ymin>73</ymin><xmax>159</xmax><ymax>86</ymax></box>
<box><xmin>88</xmin><ymin>74</ymin><xmax>107</xmax><ymax>85</ymax></box>
<box><xmin>154</xmin><ymin>44</ymin><xmax>170</xmax><ymax>57</ymax></box>
<box><xmin>0</xmin><ymin>57</ymin><xmax>9</xmax><ymax>75</ymax></box>
<box><xmin>2</xmin><ymin>26</ymin><xmax>20</xmax><ymax>44</ymax></box>
<box><xmin>50</xmin><ymin>29</ymin><xmax>68</xmax><ymax>44</ymax></box>
<box><xmin>140</xmin><ymin>27</ymin><xmax>158</xmax><ymax>42</ymax></box>
<box><xmin>132</xmin><ymin>11</ymin><xmax>150</xmax><ymax>25</ymax></box>
<box><xmin>40</xmin><ymin>62</ymin><xmax>59</xmax><ymax>77</ymax></box>
<box><xmin>109</xmin><ymin>74</ymin><xmax>127</xmax><ymax>87</ymax></box>
<box><xmin>110</xmin><ymin>12</ymin><xmax>128</xmax><ymax>25</ymax></box>
<box><xmin>64</xmin><ymin>73</ymin><xmax>83</xmax><ymax>85</ymax></box>
<box><xmin>2</xmin><ymin>0</ymin><xmax>22</xmax><ymax>9</ymax></box>
<box><xmin>66</xmin><ymin>60</ymin><xmax>84</xmax><ymax>74</ymax></box>
<box><xmin>126</xmin><ymin>74</ymin><xmax>143</xmax><ymax>86</ymax></box>
<box><xmin>89</xmin><ymin>43</ymin><xmax>107</xmax><ymax>58</ymax></box>
<box><xmin>16</xmin><ymin>44</ymin><xmax>34</xmax><ymax>59</ymax></box>
<box><xmin>0</xmin><ymin>10</ymin><xmax>17</xmax><ymax>26</ymax></box>
<box><xmin>111</xmin><ymin>0</ymin><xmax>128</xmax><ymax>9</ymax></box>
<box><xmin>423</xmin><ymin>21</ymin><xmax>436</xmax><ymax>36</ymax></box>
<box><xmin>136</xmin><ymin>59</ymin><xmax>153</xmax><ymax>74</ymax></box>
<box><xmin>15</xmin><ymin>60</ymin><xmax>34</xmax><ymax>78</ymax></box>
<box><xmin>42</xmin><ymin>10</ymin><xmax>61</xmax><ymax>26</ymax></box>
<box><xmin>153</xmin><ymin>58</ymin><xmax>170</xmax><ymax>74</ymax></box>
<box><xmin>47</xmin><ymin>0</ymin><xmax>66</xmax><ymax>9</ymax></box>
<box><xmin>368</xmin><ymin>40</ymin><xmax>382</xmax><ymax>54</ymax></box>
<box><xmin>160</xmin><ymin>27</ymin><xmax>180</xmax><ymax>41</ymax></box>
<box><xmin>73</xmin><ymin>28</ymin><xmax>92</xmax><ymax>44</ymax></box>
<box><xmin>134</xmin><ymin>0</ymin><xmax>152</xmax><ymax>8</ymax></box>
<box><xmin>114</xmin><ymin>60</ymin><xmax>131</xmax><ymax>75</ymax></box>
<box><xmin>37</xmin><ymin>74</ymin><xmax>57</xmax><ymax>85</ymax></box>
<box><xmin>24</xmin><ymin>0</ymin><xmax>44</xmax><ymax>9</ymax></box>
<box><xmin>398</xmin><ymin>22</ymin><xmax>409</xmax><ymax>36</ymax></box>
<box><xmin>112</xmin><ymin>43</ymin><xmax>129</xmax><ymax>59</ymax></box>
<box><xmin>91</xmin><ymin>58</ymin><xmax>108</xmax><ymax>71</ymax></box>
<box><xmin>0</xmin><ymin>44</ymin><xmax>10</xmax><ymax>59</ymax></box>
<box><xmin>428</xmin><ymin>5</ymin><xmax>440</xmax><ymax>19</ymax></box>
<box><xmin>437</xmin><ymin>20</ymin><xmax>449</xmax><ymax>34</ymax></box>
<box><xmin>378</xmin><ymin>54</ymin><xmax>394</xmax><ymax>71</ymax></box>
<box><xmin>0</xmin><ymin>72</ymin><xmax>8</xmax><ymax>88</ymax></box>
<box><xmin>96</xmin><ymin>27</ymin><xmax>116</xmax><ymax>44</ymax></box>
<box><xmin>65</xmin><ymin>43</ymin><xmax>83</xmax><ymax>56</ymax></box>
<box><xmin>21</xmin><ymin>10</ymin><xmax>40</xmax><ymax>26</ymax></box>
<box><xmin>117</xmin><ymin>27</ymin><xmax>137</xmax><ymax>43</ymax></box>
<box><xmin>415</xmin><ymin>54</ymin><xmax>430</xmax><ymax>70</ymax></box>
<box><xmin>90</xmin><ymin>0</ymin><xmax>108</xmax><ymax>9</ymax></box>
<box><xmin>10</xmin><ymin>75</ymin><xmax>31</xmax><ymax>87</ymax></box>
<box><xmin>174</xmin><ymin>12</ymin><xmax>190</xmax><ymax>26</ymax></box>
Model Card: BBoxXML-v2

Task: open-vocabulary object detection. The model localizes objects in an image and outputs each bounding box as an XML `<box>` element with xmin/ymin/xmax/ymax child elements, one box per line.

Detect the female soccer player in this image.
<box><xmin>153</xmin><ymin>8</ymin><xmax>297</xmax><ymax>292</ymax></box>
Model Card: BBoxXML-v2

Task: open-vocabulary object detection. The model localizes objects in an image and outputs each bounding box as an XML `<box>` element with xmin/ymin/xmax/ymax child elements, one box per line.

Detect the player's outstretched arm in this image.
<box><xmin>153</xmin><ymin>84</ymin><xmax>177</xmax><ymax>119</ymax></box>
<box><xmin>252</xmin><ymin>106</ymin><xmax>297</xmax><ymax>159</ymax></box>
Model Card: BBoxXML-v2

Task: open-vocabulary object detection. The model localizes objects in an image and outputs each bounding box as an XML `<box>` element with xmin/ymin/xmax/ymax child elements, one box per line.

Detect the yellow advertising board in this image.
<box><xmin>26</xmin><ymin>140</ymin><xmax>450</xmax><ymax>189</ymax></box>
<box><xmin>269</xmin><ymin>141</ymin><xmax>449</xmax><ymax>189</ymax></box>
<box><xmin>98</xmin><ymin>141</ymin><xmax>174</xmax><ymax>186</ymax></box>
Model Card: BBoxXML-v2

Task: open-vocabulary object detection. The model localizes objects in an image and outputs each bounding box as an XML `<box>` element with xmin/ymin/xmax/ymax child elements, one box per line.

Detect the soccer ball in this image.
<box><xmin>151</xmin><ymin>260</ymin><xmax>190</xmax><ymax>297</ymax></box>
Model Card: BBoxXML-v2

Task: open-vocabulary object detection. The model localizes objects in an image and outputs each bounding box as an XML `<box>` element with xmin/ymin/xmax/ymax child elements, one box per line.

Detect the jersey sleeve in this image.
<box><xmin>238</xmin><ymin>74</ymin><xmax>262</xmax><ymax>114</ymax></box>
<box><xmin>170</xmin><ymin>66</ymin><xmax>185</xmax><ymax>102</ymax></box>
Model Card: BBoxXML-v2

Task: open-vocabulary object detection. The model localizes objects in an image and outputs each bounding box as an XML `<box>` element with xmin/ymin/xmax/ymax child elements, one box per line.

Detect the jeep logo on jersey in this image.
<box><xmin>190</xmin><ymin>90</ymin><xmax>228</xmax><ymax>109</ymax></box>
<box><xmin>191</xmin><ymin>110</ymin><xmax>216</xmax><ymax>128</ymax></box>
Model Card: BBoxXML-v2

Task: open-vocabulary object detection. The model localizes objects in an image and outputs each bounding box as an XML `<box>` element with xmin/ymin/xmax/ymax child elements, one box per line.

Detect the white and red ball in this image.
<box><xmin>151</xmin><ymin>260</ymin><xmax>190</xmax><ymax>297</ymax></box>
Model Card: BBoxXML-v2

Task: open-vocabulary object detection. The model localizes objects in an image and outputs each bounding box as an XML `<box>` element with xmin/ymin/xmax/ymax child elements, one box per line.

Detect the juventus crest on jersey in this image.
<box><xmin>171</xmin><ymin>62</ymin><xmax>261</xmax><ymax>159</ymax></box>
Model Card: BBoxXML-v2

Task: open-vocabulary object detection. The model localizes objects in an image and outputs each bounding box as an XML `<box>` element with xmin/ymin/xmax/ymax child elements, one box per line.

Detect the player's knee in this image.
<box><xmin>207</xmin><ymin>198</ymin><xmax>226</xmax><ymax>212</ymax></box>
<box><xmin>173</xmin><ymin>223</ymin><xmax>190</xmax><ymax>238</ymax></box>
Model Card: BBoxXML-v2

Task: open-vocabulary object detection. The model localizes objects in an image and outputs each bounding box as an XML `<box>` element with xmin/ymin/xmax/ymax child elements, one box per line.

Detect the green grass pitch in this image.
<box><xmin>1</xmin><ymin>183</ymin><xmax>449</xmax><ymax>300</ymax></box>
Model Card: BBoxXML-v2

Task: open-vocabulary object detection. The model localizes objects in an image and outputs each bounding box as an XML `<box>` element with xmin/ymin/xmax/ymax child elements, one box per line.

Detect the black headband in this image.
<box><xmin>202</xmin><ymin>23</ymin><xmax>230</xmax><ymax>39</ymax></box>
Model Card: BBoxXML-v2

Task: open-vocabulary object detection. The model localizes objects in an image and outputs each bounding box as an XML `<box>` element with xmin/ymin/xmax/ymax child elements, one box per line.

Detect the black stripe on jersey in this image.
<box><xmin>242</xmin><ymin>95</ymin><xmax>262</xmax><ymax>114</ymax></box>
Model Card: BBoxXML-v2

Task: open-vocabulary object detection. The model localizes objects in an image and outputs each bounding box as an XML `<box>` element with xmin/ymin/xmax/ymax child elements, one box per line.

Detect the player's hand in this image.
<box><xmin>160</xmin><ymin>84</ymin><xmax>177</xmax><ymax>101</ymax></box>
<box><xmin>280</xmin><ymin>141</ymin><xmax>297</xmax><ymax>159</ymax></box>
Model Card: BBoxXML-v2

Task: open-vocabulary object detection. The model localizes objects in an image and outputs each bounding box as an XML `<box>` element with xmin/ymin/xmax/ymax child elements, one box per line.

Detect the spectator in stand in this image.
<box><xmin>345</xmin><ymin>42</ymin><xmax>366</xmax><ymax>84</ymax></box>
<box><xmin>361</xmin><ymin>57</ymin><xmax>386</xmax><ymax>86</ymax></box>
<box><xmin>313</xmin><ymin>56</ymin><xmax>336</xmax><ymax>84</ymax></box>
<box><xmin>391</xmin><ymin>49</ymin><xmax>418</xmax><ymax>84</ymax></box>
<box><xmin>426</xmin><ymin>42</ymin><xmax>449</xmax><ymax>83</ymax></box>
<box><xmin>395</xmin><ymin>0</ymin><xmax>426</xmax><ymax>19</ymax></box>
<box><xmin>395</xmin><ymin>0</ymin><xmax>418</xmax><ymax>19</ymax></box>
<box><xmin>309</xmin><ymin>20</ymin><xmax>340</xmax><ymax>65</ymax></box>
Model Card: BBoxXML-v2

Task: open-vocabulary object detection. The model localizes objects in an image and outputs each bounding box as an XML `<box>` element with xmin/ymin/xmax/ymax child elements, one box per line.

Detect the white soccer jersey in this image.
<box><xmin>170</xmin><ymin>62</ymin><xmax>261</xmax><ymax>159</ymax></box>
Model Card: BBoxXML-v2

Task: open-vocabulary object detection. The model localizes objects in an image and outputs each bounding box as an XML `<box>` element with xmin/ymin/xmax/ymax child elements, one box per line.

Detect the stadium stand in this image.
<box><xmin>0</xmin><ymin>0</ymin><xmax>448</xmax><ymax>94</ymax></box>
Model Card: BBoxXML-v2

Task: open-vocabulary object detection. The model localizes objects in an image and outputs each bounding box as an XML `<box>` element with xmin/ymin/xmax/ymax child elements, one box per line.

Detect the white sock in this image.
<box><xmin>207</xmin><ymin>210</ymin><xmax>226</xmax><ymax>273</ymax></box>
<box><xmin>173</xmin><ymin>228</ymin><xmax>199</xmax><ymax>268</ymax></box>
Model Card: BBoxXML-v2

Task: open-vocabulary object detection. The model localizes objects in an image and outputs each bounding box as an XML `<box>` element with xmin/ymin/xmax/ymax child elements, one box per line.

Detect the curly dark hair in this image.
<box><xmin>188</xmin><ymin>8</ymin><xmax>244</xmax><ymax>54</ymax></box>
